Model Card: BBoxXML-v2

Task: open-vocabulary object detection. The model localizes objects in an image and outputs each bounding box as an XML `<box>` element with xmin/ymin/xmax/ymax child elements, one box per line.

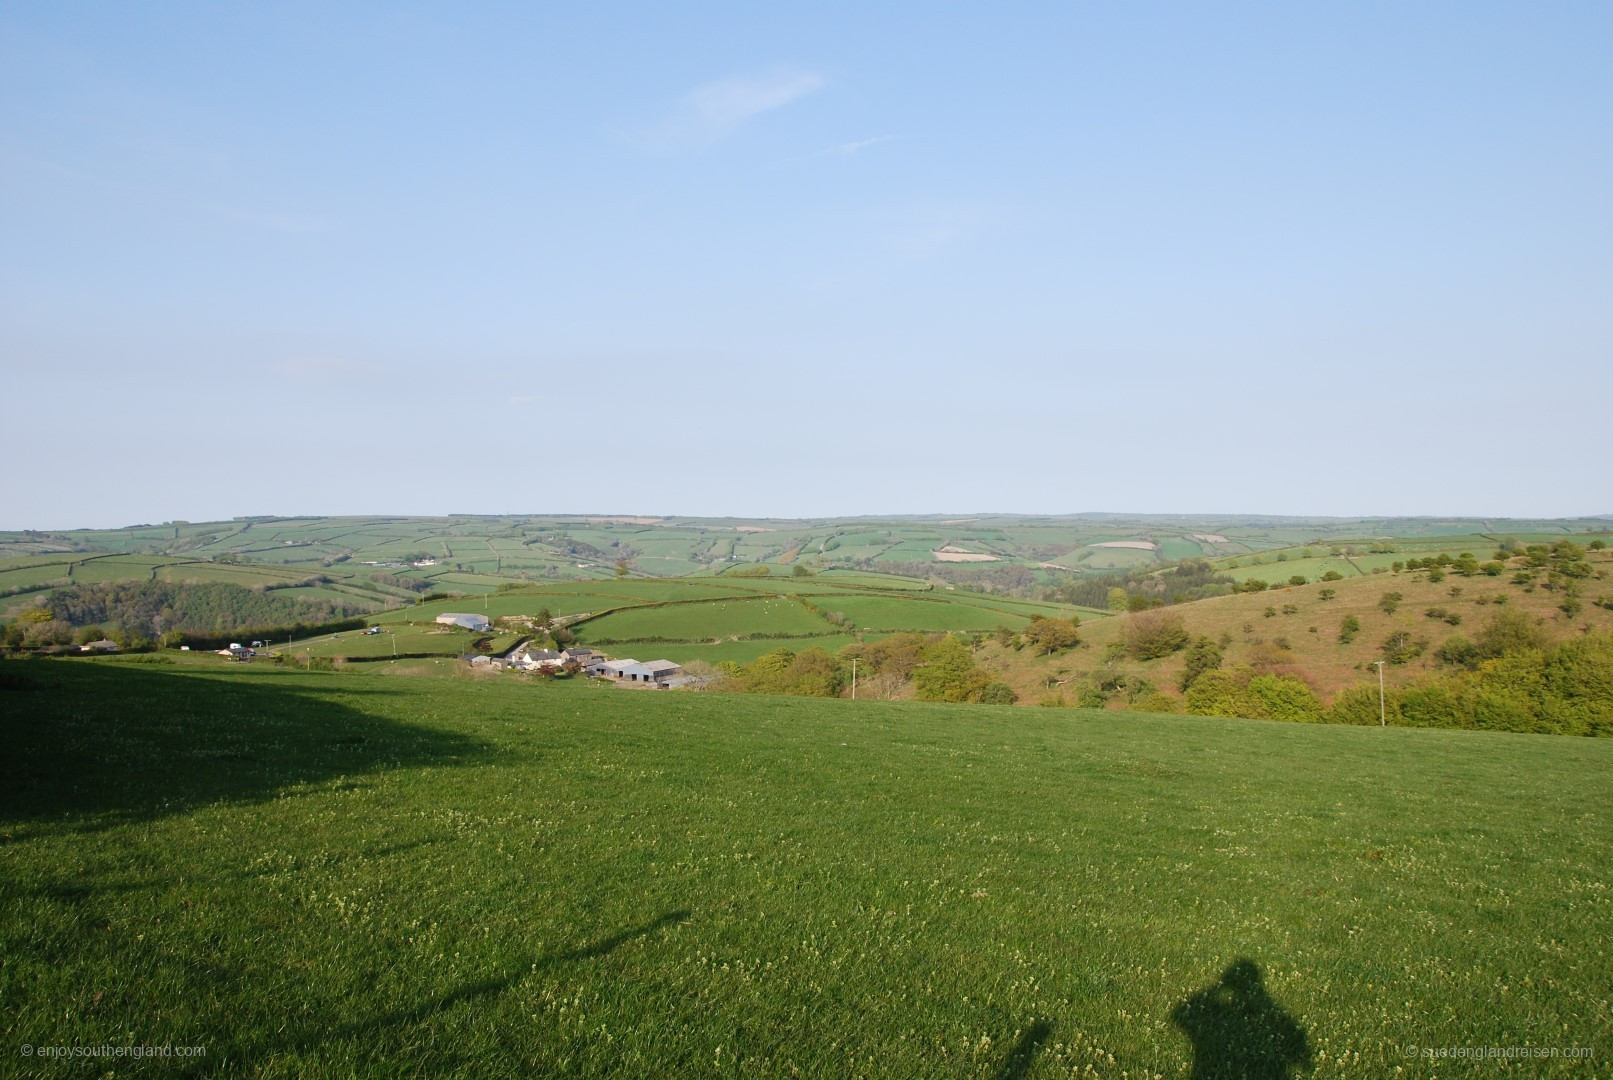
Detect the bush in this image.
<box><xmin>732</xmin><ymin>647</ymin><xmax>844</xmax><ymax>697</ymax></box>
<box><xmin>1184</xmin><ymin>669</ymin><xmax>1256</xmax><ymax>719</ymax></box>
<box><xmin>1328</xmin><ymin>684</ymin><xmax>1398</xmax><ymax>726</ymax></box>
<box><xmin>1320</xmin><ymin>570</ymin><xmax>1344</xmax><ymax>582</ymax></box>
<box><xmin>1122</xmin><ymin>611</ymin><xmax>1190</xmax><ymax>660</ymax></box>
<box><xmin>912</xmin><ymin>636</ymin><xmax>992</xmax><ymax>703</ymax></box>
<box><xmin>1248</xmin><ymin>674</ymin><xmax>1323</xmax><ymax>723</ymax></box>
<box><xmin>1020</xmin><ymin>615</ymin><xmax>1080</xmax><ymax>655</ymax></box>
<box><xmin>979</xmin><ymin>682</ymin><xmax>1019</xmax><ymax>705</ymax></box>
<box><xmin>1178</xmin><ymin>636</ymin><xmax>1223</xmax><ymax>692</ymax></box>
<box><xmin>1378</xmin><ymin>592</ymin><xmax>1403</xmax><ymax>615</ymax></box>
<box><xmin>1128</xmin><ymin>691</ymin><xmax>1181</xmax><ymax>714</ymax></box>
<box><xmin>1338</xmin><ymin>615</ymin><xmax>1361</xmax><ymax>644</ymax></box>
<box><xmin>1379</xmin><ymin>631</ymin><xmax>1427</xmax><ymax>665</ymax></box>
<box><xmin>1436</xmin><ymin>635</ymin><xmax>1480</xmax><ymax>669</ymax></box>
<box><xmin>1474</xmin><ymin>608</ymin><xmax>1549</xmax><ymax>659</ymax></box>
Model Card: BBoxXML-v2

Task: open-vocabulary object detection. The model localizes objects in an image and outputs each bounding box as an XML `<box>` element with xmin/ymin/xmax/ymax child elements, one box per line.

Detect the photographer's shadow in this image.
<box><xmin>1172</xmin><ymin>959</ymin><xmax>1311</xmax><ymax>1079</ymax></box>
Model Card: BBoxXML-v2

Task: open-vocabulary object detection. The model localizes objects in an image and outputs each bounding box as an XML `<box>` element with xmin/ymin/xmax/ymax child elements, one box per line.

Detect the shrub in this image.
<box><xmin>1184</xmin><ymin>670</ymin><xmax>1256</xmax><ymax>719</ymax></box>
<box><xmin>979</xmin><ymin>681</ymin><xmax>1019</xmax><ymax>705</ymax></box>
<box><xmin>912</xmin><ymin>636</ymin><xmax>992</xmax><ymax>703</ymax></box>
<box><xmin>1178</xmin><ymin>636</ymin><xmax>1224</xmax><ymax>692</ymax></box>
<box><xmin>1248</xmin><ymin>674</ymin><xmax>1323</xmax><ymax>723</ymax></box>
<box><xmin>1378</xmin><ymin>592</ymin><xmax>1403</xmax><ymax>615</ymax></box>
<box><xmin>1128</xmin><ymin>691</ymin><xmax>1181</xmax><ymax>714</ymax></box>
<box><xmin>1338</xmin><ymin>615</ymin><xmax>1361</xmax><ymax>644</ymax></box>
<box><xmin>1474</xmin><ymin>608</ymin><xmax>1549</xmax><ymax>659</ymax></box>
<box><xmin>1379</xmin><ymin>630</ymin><xmax>1427</xmax><ymax>665</ymax></box>
<box><xmin>1328</xmin><ymin>684</ymin><xmax>1399</xmax><ymax>726</ymax></box>
<box><xmin>1020</xmin><ymin>615</ymin><xmax>1080</xmax><ymax>655</ymax></box>
<box><xmin>1122</xmin><ymin>611</ymin><xmax>1190</xmax><ymax>660</ymax></box>
<box><xmin>1321</xmin><ymin>571</ymin><xmax>1344</xmax><ymax>582</ymax></box>
<box><xmin>1436</xmin><ymin>635</ymin><xmax>1480</xmax><ymax>669</ymax></box>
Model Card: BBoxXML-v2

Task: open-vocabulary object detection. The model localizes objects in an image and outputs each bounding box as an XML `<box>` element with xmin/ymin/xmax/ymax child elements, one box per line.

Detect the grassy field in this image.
<box><xmin>817</xmin><ymin>595</ymin><xmax>1030</xmax><ymax>633</ymax></box>
<box><xmin>575</xmin><ymin>598</ymin><xmax>831</xmax><ymax>643</ymax></box>
<box><xmin>2</xmin><ymin>660</ymin><xmax>1608</xmax><ymax>1076</ymax></box>
<box><xmin>285</xmin><ymin>625</ymin><xmax>523</xmax><ymax>660</ymax></box>
<box><xmin>599</xmin><ymin>634</ymin><xmax>864</xmax><ymax>666</ymax></box>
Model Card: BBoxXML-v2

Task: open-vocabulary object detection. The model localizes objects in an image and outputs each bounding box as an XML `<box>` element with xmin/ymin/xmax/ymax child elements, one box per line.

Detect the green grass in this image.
<box><xmin>285</xmin><ymin>626</ymin><xmax>521</xmax><ymax>659</ymax></box>
<box><xmin>817</xmin><ymin>595</ymin><xmax>1030</xmax><ymax>633</ymax></box>
<box><xmin>0</xmin><ymin>561</ymin><xmax>74</xmax><ymax>591</ymax></box>
<box><xmin>599</xmin><ymin>634</ymin><xmax>863</xmax><ymax>665</ymax></box>
<box><xmin>575</xmin><ymin>597</ymin><xmax>831</xmax><ymax>643</ymax></box>
<box><xmin>2</xmin><ymin>661</ymin><xmax>1608</xmax><ymax>1077</ymax></box>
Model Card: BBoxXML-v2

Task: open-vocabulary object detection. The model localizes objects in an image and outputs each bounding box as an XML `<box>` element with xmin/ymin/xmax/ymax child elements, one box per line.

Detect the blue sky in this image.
<box><xmin>3</xmin><ymin>2</ymin><xmax>1609</xmax><ymax>528</ymax></box>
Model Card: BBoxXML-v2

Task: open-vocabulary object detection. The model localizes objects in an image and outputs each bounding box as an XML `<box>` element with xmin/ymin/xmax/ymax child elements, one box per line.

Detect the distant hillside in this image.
<box><xmin>980</xmin><ymin>541</ymin><xmax>1613</xmax><ymax>714</ymax></box>
<box><xmin>5</xmin><ymin>514</ymin><xmax>1610</xmax><ymax>608</ymax></box>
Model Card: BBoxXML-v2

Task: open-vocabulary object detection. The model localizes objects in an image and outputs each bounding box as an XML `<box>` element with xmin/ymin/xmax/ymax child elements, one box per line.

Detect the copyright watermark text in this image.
<box><xmin>21</xmin><ymin>1043</ymin><xmax>206</xmax><ymax>1061</ymax></box>
<box><xmin>1404</xmin><ymin>1043</ymin><xmax>1594</xmax><ymax>1062</ymax></box>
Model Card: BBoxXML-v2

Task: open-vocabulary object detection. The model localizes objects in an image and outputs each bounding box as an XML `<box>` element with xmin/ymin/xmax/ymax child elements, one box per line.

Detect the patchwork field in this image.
<box><xmin>575</xmin><ymin>598</ymin><xmax>831</xmax><ymax>643</ymax></box>
<box><xmin>2</xmin><ymin>661</ymin><xmax>1607</xmax><ymax>1076</ymax></box>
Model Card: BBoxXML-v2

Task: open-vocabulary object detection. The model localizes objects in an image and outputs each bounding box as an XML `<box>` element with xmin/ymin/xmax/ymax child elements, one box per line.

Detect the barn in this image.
<box><xmin>436</xmin><ymin>613</ymin><xmax>491</xmax><ymax>632</ymax></box>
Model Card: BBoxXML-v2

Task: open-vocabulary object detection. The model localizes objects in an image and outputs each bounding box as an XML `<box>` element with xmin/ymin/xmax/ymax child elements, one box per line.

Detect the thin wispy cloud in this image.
<box><xmin>643</xmin><ymin>66</ymin><xmax>824</xmax><ymax>151</ymax></box>
<box><xmin>827</xmin><ymin>134</ymin><xmax>896</xmax><ymax>157</ymax></box>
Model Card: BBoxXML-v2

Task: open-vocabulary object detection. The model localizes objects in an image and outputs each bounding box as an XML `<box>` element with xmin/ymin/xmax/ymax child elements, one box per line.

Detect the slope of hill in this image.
<box><xmin>982</xmin><ymin>545</ymin><xmax>1613</xmax><ymax>710</ymax></box>
<box><xmin>3</xmin><ymin>660</ymin><xmax>1607</xmax><ymax>1075</ymax></box>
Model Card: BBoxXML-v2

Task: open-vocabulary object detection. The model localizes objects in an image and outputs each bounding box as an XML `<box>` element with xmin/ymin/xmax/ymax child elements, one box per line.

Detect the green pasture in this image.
<box><xmin>816</xmin><ymin>595</ymin><xmax>1028</xmax><ymax>633</ymax></box>
<box><xmin>817</xmin><ymin>568</ymin><xmax>932</xmax><ymax>589</ymax></box>
<box><xmin>4</xmin><ymin>661</ymin><xmax>1609</xmax><ymax>1076</ymax></box>
<box><xmin>148</xmin><ymin>562</ymin><xmax>305</xmax><ymax>587</ymax></box>
<box><xmin>1221</xmin><ymin>557</ymin><xmax>1362</xmax><ymax>584</ymax></box>
<box><xmin>574</xmin><ymin>598</ymin><xmax>830</xmax><ymax>643</ymax></box>
<box><xmin>287</xmin><ymin>625</ymin><xmax>521</xmax><ymax>659</ymax></box>
<box><xmin>1045</xmin><ymin>547</ymin><xmax>1148</xmax><ymax>571</ymax></box>
<box><xmin>0</xmin><ymin>560</ymin><xmax>75</xmax><ymax>591</ymax></box>
<box><xmin>1155</xmin><ymin>537</ymin><xmax>1206</xmax><ymax>561</ymax></box>
<box><xmin>548</xmin><ymin>580</ymin><xmax>749</xmax><ymax>604</ymax></box>
<box><xmin>63</xmin><ymin>556</ymin><xmax>169</xmax><ymax>584</ymax></box>
<box><xmin>598</xmin><ymin>634</ymin><xmax>863</xmax><ymax>666</ymax></box>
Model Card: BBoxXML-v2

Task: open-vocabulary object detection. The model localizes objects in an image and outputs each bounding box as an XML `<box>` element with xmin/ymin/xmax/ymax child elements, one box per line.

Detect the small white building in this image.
<box><xmin>436</xmin><ymin>613</ymin><xmax>491</xmax><ymax>632</ymax></box>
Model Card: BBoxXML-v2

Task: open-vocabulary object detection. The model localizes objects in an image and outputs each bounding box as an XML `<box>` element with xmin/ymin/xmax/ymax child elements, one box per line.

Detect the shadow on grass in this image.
<box><xmin>256</xmin><ymin>909</ymin><xmax>691</xmax><ymax>1066</ymax></box>
<box><xmin>1172</xmin><ymin>959</ymin><xmax>1311</xmax><ymax>1080</ymax></box>
<box><xmin>994</xmin><ymin>1019</ymin><xmax>1053</xmax><ymax>1080</ymax></box>
<box><xmin>0</xmin><ymin>660</ymin><xmax>491</xmax><ymax>831</ymax></box>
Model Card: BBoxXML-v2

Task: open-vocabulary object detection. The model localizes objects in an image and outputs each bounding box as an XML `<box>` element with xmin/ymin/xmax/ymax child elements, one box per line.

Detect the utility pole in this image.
<box><xmin>851</xmin><ymin>658</ymin><xmax>858</xmax><ymax>701</ymax></box>
<box><xmin>1374</xmin><ymin>660</ymin><xmax>1386</xmax><ymax>727</ymax></box>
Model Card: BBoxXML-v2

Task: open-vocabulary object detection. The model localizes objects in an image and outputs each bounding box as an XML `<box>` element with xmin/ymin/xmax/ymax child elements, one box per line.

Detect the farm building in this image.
<box><xmin>78</xmin><ymin>639</ymin><xmax>118</xmax><ymax>652</ymax></box>
<box><xmin>516</xmin><ymin>648</ymin><xmax>566</xmax><ymax>670</ymax></box>
<box><xmin>620</xmin><ymin>660</ymin><xmax>683</xmax><ymax>685</ymax></box>
<box><xmin>436</xmin><ymin>613</ymin><xmax>491</xmax><ymax>632</ymax></box>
